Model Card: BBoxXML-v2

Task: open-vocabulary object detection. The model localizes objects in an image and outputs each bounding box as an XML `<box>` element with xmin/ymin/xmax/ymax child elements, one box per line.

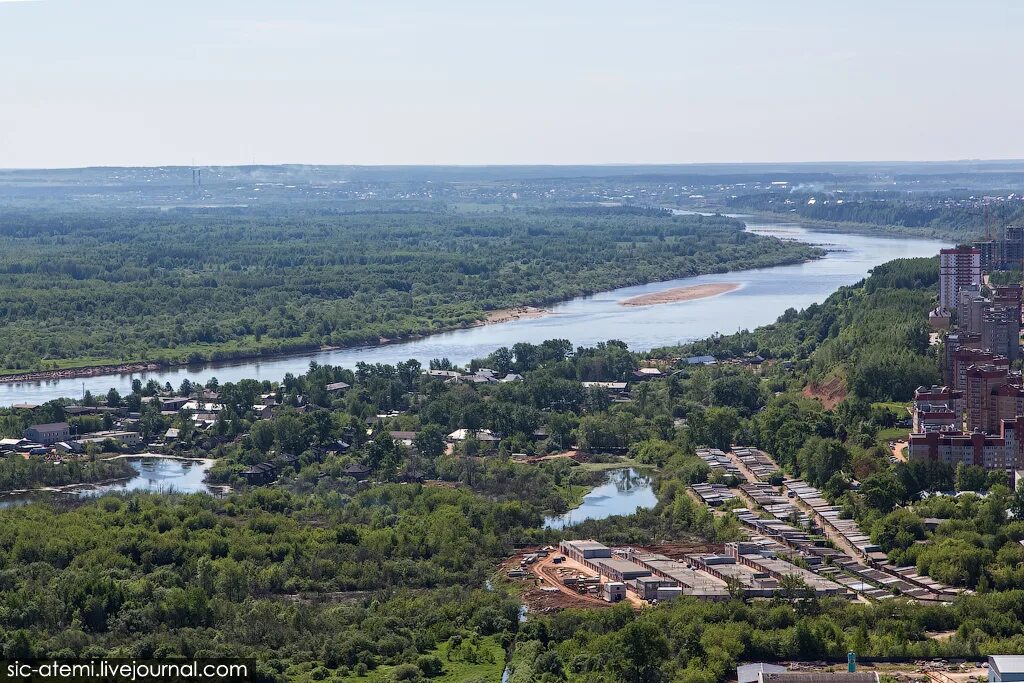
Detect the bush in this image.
<box><xmin>391</xmin><ymin>663</ymin><xmax>421</xmax><ymax>682</ymax></box>
<box><xmin>416</xmin><ymin>654</ymin><xmax>444</xmax><ymax>678</ymax></box>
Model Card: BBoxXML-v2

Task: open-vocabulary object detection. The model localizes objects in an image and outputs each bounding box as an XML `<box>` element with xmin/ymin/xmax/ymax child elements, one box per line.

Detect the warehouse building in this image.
<box><xmin>559</xmin><ymin>540</ymin><xmax>612</xmax><ymax>564</ymax></box>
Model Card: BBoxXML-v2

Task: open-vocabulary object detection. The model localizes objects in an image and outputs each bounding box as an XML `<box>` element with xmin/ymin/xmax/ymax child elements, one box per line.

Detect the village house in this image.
<box><xmin>55</xmin><ymin>441</ymin><xmax>85</xmax><ymax>455</ymax></box>
<box><xmin>182</xmin><ymin>401</ymin><xmax>224</xmax><ymax>413</ymax></box>
<box><xmin>425</xmin><ymin>369</ymin><xmax>462</xmax><ymax>382</ymax></box>
<box><xmin>581</xmin><ymin>381</ymin><xmax>629</xmax><ymax>396</ymax></box>
<box><xmin>24</xmin><ymin>422</ymin><xmax>70</xmax><ymax>446</ymax></box>
<box><xmin>447</xmin><ymin>428</ymin><xmax>500</xmax><ymax>445</ymax></box>
<box><xmin>159</xmin><ymin>397</ymin><xmax>190</xmax><ymax>412</ymax></box>
<box><xmin>342</xmin><ymin>462</ymin><xmax>372</xmax><ymax>481</ymax></box>
<box><xmin>77</xmin><ymin>430</ymin><xmax>143</xmax><ymax>448</ymax></box>
<box><xmin>252</xmin><ymin>404</ymin><xmax>275</xmax><ymax>420</ymax></box>
<box><xmin>0</xmin><ymin>438</ymin><xmax>31</xmax><ymax>452</ymax></box>
<box><xmin>389</xmin><ymin>431</ymin><xmax>418</xmax><ymax>447</ymax></box>
<box><xmin>241</xmin><ymin>462</ymin><xmax>279</xmax><ymax>485</ymax></box>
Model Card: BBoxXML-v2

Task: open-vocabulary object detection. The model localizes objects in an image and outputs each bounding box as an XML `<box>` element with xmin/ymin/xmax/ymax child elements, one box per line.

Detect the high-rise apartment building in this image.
<box><xmin>939</xmin><ymin>246</ymin><xmax>982</xmax><ymax>311</ymax></box>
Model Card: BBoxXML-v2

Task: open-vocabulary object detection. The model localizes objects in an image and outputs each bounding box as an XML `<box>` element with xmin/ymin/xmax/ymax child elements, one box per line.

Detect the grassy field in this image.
<box><xmin>871</xmin><ymin>401</ymin><xmax>911</xmax><ymax>416</ymax></box>
<box><xmin>325</xmin><ymin>635</ymin><xmax>505</xmax><ymax>682</ymax></box>
<box><xmin>578</xmin><ymin>456</ymin><xmax>653</xmax><ymax>472</ymax></box>
<box><xmin>875</xmin><ymin>426</ymin><xmax>911</xmax><ymax>454</ymax></box>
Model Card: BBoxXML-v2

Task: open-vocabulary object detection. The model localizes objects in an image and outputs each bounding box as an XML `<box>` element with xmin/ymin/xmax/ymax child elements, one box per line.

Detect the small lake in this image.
<box><xmin>0</xmin><ymin>456</ymin><xmax>216</xmax><ymax>509</ymax></box>
<box><xmin>543</xmin><ymin>468</ymin><xmax>657</xmax><ymax>529</ymax></box>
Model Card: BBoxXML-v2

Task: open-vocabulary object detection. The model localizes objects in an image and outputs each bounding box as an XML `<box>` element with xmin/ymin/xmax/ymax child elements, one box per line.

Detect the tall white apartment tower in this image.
<box><xmin>940</xmin><ymin>246</ymin><xmax>982</xmax><ymax>312</ymax></box>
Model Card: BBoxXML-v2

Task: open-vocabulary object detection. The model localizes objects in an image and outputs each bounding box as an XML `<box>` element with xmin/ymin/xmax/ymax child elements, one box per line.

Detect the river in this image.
<box><xmin>0</xmin><ymin>220</ymin><xmax>948</xmax><ymax>406</ymax></box>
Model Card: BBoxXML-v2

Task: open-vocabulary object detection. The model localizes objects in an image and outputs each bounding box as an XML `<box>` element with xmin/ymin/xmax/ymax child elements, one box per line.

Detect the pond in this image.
<box><xmin>543</xmin><ymin>467</ymin><xmax>657</xmax><ymax>529</ymax></box>
<box><xmin>0</xmin><ymin>456</ymin><xmax>217</xmax><ymax>509</ymax></box>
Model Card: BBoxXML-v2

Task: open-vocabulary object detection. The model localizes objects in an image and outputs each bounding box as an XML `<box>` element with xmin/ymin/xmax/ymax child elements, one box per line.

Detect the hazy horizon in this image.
<box><xmin>5</xmin><ymin>159</ymin><xmax>1024</xmax><ymax>173</ymax></box>
<box><xmin>3</xmin><ymin>0</ymin><xmax>1023</xmax><ymax>168</ymax></box>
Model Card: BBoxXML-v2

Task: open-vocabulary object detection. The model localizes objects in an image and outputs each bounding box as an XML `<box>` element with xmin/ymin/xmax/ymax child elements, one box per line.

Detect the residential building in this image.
<box><xmin>975</xmin><ymin>240</ymin><xmax>998</xmax><ymax>271</ymax></box>
<box><xmin>446</xmin><ymin>428</ymin><xmax>500</xmax><ymax>444</ymax></box>
<box><xmin>943</xmin><ymin>332</ymin><xmax>982</xmax><ymax>386</ymax></box>
<box><xmin>995</xmin><ymin>385</ymin><xmax>1024</xmax><ymax>431</ymax></box>
<box><xmin>993</xmin><ymin>284</ymin><xmax>1024</xmax><ymax>316</ymax></box>
<box><xmin>425</xmin><ymin>369</ymin><xmax>461</xmax><ymax>381</ymax></box>
<box><xmin>1001</xmin><ymin>226</ymin><xmax>1024</xmax><ymax>271</ymax></box>
<box><xmin>342</xmin><ymin>463</ymin><xmax>372</xmax><ymax>481</ymax></box>
<box><xmin>939</xmin><ymin>246</ymin><xmax>981</xmax><ymax>311</ymax></box>
<box><xmin>0</xmin><ymin>438</ymin><xmax>30</xmax><ymax>451</ymax></box>
<box><xmin>982</xmin><ymin>304</ymin><xmax>1021</xmax><ymax>362</ymax></box>
<box><xmin>949</xmin><ymin>347</ymin><xmax>1009</xmax><ymax>391</ymax></box>
<box><xmin>77</xmin><ymin>431</ymin><xmax>142</xmax><ymax>447</ymax></box>
<box><xmin>159</xmin><ymin>397</ymin><xmax>190</xmax><ymax>411</ymax></box>
<box><xmin>928</xmin><ymin>307</ymin><xmax>951</xmax><ymax>330</ymax></box>
<box><xmin>24</xmin><ymin>422</ymin><xmax>70</xmax><ymax>445</ymax></box>
<box><xmin>956</xmin><ymin>286</ymin><xmax>986</xmax><ymax>333</ymax></box>
<box><xmin>908</xmin><ymin>427</ymin><xmax>1019</xmax><ymax>471</ymax></box>
<box><xmin>581</xmin><ymin>381</ymin><xmax>629</xmax><ymax>394</ymax></box>
<box><xmin>241</xmin><ymin>462</ymin><xmax>279</xmax><ymax>485</ymax></box>
<box><xmin>252</xmin><ymin>404</ymin><xmax>275</xmax><ymax>420</ymax></box>
<box><xmin>966</xmin><ymin>365</ymin><xmax>1011</xmax><ymax>432</ymax></box>
<box><xmin>389</xmin><ymin>431</ymin><xmax>418</xmax><ymax>446</ymax></box>
<box><xmin>912</xmin><ymin>386</ymin><xmax>964</xmax><ymax>432</ymax></box>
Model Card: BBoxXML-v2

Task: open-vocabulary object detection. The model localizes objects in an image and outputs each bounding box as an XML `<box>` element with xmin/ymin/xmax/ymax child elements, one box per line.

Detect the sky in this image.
<box><xmin>1</xmin><ymin>0</ymin><xmax>1022</xmax><ymax>168</ymax></box>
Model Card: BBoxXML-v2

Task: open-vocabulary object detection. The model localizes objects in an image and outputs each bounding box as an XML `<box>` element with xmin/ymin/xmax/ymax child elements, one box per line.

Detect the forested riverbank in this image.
<box><xmin>0</xmin><ymin>205</ymin><xmax>820</xmax><ymax>375</ymax></box>
<box><xmin>722</xmin><ymin>190</ymin><xmax>1024</xmax><ymax>241</ymax></box>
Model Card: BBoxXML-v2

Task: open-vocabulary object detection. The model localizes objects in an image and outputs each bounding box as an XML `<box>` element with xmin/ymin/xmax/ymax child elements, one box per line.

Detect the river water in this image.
<box><xmin>0</xmin><ymin>220</ymin><xmax>948</xmax><ymax>406</ymax></box>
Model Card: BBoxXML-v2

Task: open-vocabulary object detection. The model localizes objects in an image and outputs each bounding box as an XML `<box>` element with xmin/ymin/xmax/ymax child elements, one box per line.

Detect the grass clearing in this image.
<box><xmin>325</xmin><ymin>634</ymin><xmax>505</xmax><ymax>682</ymax></box>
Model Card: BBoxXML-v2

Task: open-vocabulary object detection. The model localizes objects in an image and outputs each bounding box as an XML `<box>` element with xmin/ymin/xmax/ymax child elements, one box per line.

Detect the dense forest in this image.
<box><xmin>0</xmin><ymin>205</ymin><xmax>818</xmax><ymax>373</ymax></box>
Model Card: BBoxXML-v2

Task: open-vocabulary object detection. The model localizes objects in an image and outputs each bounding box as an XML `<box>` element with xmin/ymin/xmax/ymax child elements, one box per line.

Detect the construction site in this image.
<box><xmin>503</xmin><ymin>536</ymin><xmax>851</xmax><ymax>614</ymax></box>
